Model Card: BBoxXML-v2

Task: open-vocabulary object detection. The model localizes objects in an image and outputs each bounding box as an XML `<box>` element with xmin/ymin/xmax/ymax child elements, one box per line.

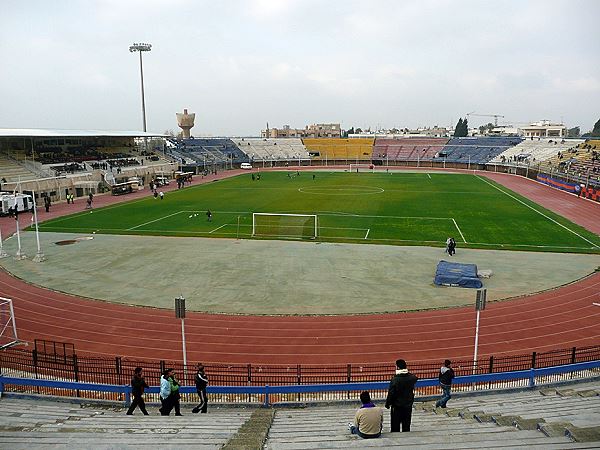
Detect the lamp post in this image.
<box><xmin>129</xmin><ymin>43</ymin><xmax>152</xmax><ymax>132</ymax></box>
<box><xmin>473</xmin><ymin>289</ymin><xmax>487</xmax><ymax>375</ymax></box>
<box><xmin>175</xmin><ymin>296</ymin><xmax>187</xmax><ymax>377</ymax></box>
<box><xmin>31</xmin><ymin>190</ymin><xmax>45</xmax><ymax>262</ymax></box>
<box><xmin>0</xmin><ymin>227</ymin><xmax>8</xmax><ymax>259</ymax></box>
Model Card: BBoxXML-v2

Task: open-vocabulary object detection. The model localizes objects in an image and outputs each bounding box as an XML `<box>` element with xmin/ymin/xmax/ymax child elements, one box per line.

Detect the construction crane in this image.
<box><xmin>466</xmin><ymin>112</ymin><xmax>505</xmax><ymax>127</ymax></box>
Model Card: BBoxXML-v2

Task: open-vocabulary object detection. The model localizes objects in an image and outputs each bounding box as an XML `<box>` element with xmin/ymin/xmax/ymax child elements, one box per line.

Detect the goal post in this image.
<box><xmin>252</xmin><ymin>213</ymin><xmax>318</xmax><ymax>239</ymax></box>
<box><xmin>0</xmin><ymin>297</ymin><xmax>19</xmax><ymax>350</ymax></box>
<box><xmin>349</xmin><ymin>163</ymin><xmax>375</xmax><ymax>173</ymax></box>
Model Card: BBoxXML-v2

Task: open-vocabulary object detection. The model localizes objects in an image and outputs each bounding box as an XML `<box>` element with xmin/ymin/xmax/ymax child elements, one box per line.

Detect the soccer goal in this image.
<box><xmin>349</xmin><ymin>163</ymin><xmax>375</xmax><ymax>173</ymax></box>
<box><xmin>0</xmin><ymin>297</ymin><xmax>19</xmax><ymax>350</ymax></box>
<box><xmin>252</xmin><ymin>213</ymin><xmax>318</xmax><ymax>239</ymax></box>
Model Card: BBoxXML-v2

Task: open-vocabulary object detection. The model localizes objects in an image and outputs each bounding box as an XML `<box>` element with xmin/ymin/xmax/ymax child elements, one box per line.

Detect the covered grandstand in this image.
<box><xmin>0</xmin><ymin>128</ymin><xmax>175</xmax><ymax>201</ymax></box>
<box><xmin>167</xmin><ymin>137</ymin><xmax>249</xmax><ymax>169</ymax></box>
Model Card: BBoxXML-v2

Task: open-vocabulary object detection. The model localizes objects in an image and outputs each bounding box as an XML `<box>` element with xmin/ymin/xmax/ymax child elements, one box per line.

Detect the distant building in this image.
<box><xmin>262</xmin><ymin>123</ymin><xmax>341</xmax><ymax>138</ymax></box>
<box><xmin>349</xmin><ymin>126</ymin><xmax>451</xmax><ymax>138</ymax></box>
<box><xmin>304</xmin><ymin>123</ymin><xmax>341</xmax><ymax>138</ymax></box>
<box><xmin>262</xmin><ymin>124</ymin><xmax>302</xmax><ymax>138</ymax></box>
<box><xmin>521</xmin><ymin>120</ymin><xmax>567</xmax><ymax>138</ymax></box>
<box><xmin>488</xmin><ymin>126</ymin><xmax>523</xmax><ymax>136</ymax></box>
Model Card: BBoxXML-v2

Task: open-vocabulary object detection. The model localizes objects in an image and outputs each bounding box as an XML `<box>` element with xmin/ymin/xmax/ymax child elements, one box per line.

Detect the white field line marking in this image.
<box><xmin>365</xmin><ymin>228</ymin><xmax>370</xmax><ymax>239</ymax></box>
<box><xmin>427</xmin><ymin>173</ymin><xmax>431</xmax><ymax>179</ymax></box>
<box><xmin>184</xmin><ymin>210</ymin><xmax>454</xmax><ymax>221</ymax></box>
<box><xmin>452</xmin><ymin>218</ymin><xmax>467</xmax><ymax>243</ymax></box>
<box><xmin>107</xmin><ymin>228</ymin><xmax>595</xmax><ymax>249</ymax></box>
<box><xmin>209</xmin><ymin>224</ymin><xmax>228</xmax><ymax>234</ymax></box>
<box><xmin>127</xmin><ymin>211</ymin><xmax>185</xmax><ymax>230</ymax></box>
<box><xmin>320</xmin><ymin>226</ymin><xmax>369</xmax><ymax>231</ymax></box>
<box><xmin>476</xmin><ymin>175</ymin><xmax>600</xmax><ymax>249</ymax></box>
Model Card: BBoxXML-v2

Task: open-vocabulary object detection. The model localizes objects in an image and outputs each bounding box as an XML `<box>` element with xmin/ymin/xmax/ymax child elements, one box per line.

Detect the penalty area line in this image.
<box><xmin>127</xmin><ymin>211</ymin><xmax>185</xmax><ymax>230</ymax></box>
<box><xmin>365</xmin><ymin>228</ymin><xmax>370</xmax><ymax>239</ymax></box>
<box><xmin>452</xmin><ymin>218</ymin><xmax>467</xmax><ymax>243</ymax></box>
<box><xmin>209</xmin><ymin>224</ymin><xmax>229</xmax><ymax>234</ymax></box>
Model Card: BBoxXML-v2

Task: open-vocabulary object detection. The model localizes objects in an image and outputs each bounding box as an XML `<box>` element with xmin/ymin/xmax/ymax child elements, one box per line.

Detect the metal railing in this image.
<box><xmin>1</xmin><ymin>360</ymin><xmax>598</xmax><ymax>407</ymax></box>
<box><xmin>1</xmin><ymin>345</ymin><xmax>599</xmax><ymax>404</ymax></box>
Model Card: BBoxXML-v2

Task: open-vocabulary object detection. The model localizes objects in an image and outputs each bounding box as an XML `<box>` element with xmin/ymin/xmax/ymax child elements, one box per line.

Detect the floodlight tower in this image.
<box><xmin>129</xmin><ymin>42</ymin><xmax>152</xmax><ymax>132</ymax></box>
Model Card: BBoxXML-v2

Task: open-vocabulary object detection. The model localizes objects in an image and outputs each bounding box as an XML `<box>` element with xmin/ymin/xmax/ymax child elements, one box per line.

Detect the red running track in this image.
<box><xmin>1</xmin><ymin>169</ymin><xmax>599</xmax><ymax>365</ymax></box>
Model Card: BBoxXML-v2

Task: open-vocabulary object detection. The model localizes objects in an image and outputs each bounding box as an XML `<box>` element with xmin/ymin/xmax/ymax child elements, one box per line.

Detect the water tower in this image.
<box><xmin>176</xmin><ymin>109</ymin><xmax>196</xmax><ymax>138</ymax></box>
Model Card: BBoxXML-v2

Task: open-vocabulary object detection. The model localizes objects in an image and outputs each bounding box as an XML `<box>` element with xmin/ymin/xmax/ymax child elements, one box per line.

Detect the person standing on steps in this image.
<box><xmin>385</xmin><ymin>359</ymin><xmax>418</xmax><ymax>432</ymax></box>
<box><xmin>435</xmin><ymin>359</ymin><xmax>455</xmax><ymax>409</ymax></box>
<box><xmin>126</xmin><ymin>367</ymin><xmax>149</xmax><ymax>415</ymax></box>
<box><xmin>192</xmin><ymin>364</ymin><xmax>209</xmax><ymax>413</ymax></box>
<box><xmin>168</xmin><ymin>369</ymin><xmax>183</xmax><ymax>416</ymax></box>
<box><xmin>159</xmin><ymin>368</ymin><xmax>173</xmax><ymax>416</ymax></box>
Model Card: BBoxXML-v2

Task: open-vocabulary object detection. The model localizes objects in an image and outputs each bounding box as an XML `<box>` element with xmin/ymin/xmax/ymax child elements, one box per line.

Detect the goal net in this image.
<box><xmin>252</xmin><ymin>213</ymin><xmax>318</xmax><ymax>239</ymax></box>
<box><xmin>349</xmin><ymin>164</ymin><xmax>375</xmax><ymax>173</ymax></box>
<box><xmin>0</xmin><ymin>297</ymin><xmax>19</xmax><ymax>349</ymax></box>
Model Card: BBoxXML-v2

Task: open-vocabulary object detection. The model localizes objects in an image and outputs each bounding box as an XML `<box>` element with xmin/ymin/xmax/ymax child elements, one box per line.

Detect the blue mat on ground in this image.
<box><xmin>434</xmin><ymin>260</ymin><xmax>483</xmax><ymax>288</ymax></box>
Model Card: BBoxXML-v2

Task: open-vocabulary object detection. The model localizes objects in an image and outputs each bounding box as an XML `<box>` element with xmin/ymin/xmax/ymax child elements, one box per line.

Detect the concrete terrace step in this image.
<box><xmin>265</xmin><ymin>407</ymin><xmax>580</xmax><ymax>450</ymax></box>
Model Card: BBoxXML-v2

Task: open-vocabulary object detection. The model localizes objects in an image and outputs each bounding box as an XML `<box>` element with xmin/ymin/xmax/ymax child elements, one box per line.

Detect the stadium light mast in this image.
<box><xmin>129</xmin><ymin>43</ymin><xmax>152</xmax><ymax>132</ymax></box>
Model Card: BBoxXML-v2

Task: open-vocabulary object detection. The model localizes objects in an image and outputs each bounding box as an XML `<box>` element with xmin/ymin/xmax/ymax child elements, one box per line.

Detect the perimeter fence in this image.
<box><xmin>1</xmin><ymin>344</ymin><xmax>599</xmax><ymax>404</ymax></box>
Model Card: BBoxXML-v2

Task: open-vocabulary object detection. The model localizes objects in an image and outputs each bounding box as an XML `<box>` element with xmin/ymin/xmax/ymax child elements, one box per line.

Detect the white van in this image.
<box><xmin>240</xmin><ymin>163</ymin><xmax>252</xmax><ymax>170</ymax></box>
<box><xmin>0</xmin><ymin>193</ymin><xmax>34</xmax><ymax>216</ymax></box>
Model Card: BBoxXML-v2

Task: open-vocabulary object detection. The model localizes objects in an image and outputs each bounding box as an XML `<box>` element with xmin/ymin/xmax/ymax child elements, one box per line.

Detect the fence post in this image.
<box><xmin>571</xmin><ymin>347</ymin><xmax>577</xmax><ymax>365</ymax></box>
<box><xmin>347</xmin><ymin>364</ymin><xmax>352</xmax><ymax>399</ymax></box>
<box><xmin>487</xmin><ymin>356</ymin><xmax>494</xmax><ymax>389</ymax></box>
<box><xmin>73</xmin><ymin>354</ymin><xmax>80</xmax><ymax>398</ymax></box>
<box><xmin>247</xmin><ymin>364</ymin><xmax>252</xmax><ymax>403</ymax></box>
<box><xmin>115</xmin><ymin>357</ymin><xmax>122</xmax><ymax>386</ymax></box>
<box><xmin>32</xmin><ymin>349</ymin><xmax>40</xmax><ymax>394</ymax></box>
<box><xmin>531</xmin><ymin>352</ymin><xmax>537</xmax><ymax>369</ymax></box>
<box><xmin>297</xmin><ymin>364</ymin><xmax>301</xmax><ymax>402</ymax></box>
<box><xmin>529</xmin><ymin>368</ymin><xmax>536</xmax><ymax>388</ymax></box>
<box><xmin>264</xmin><ymin>384</ymin><xmax>270</xmax><ymax>407</ymax></box>
<box><xmin>124</xmin><ymin>385</ymin><xmax>131</xmax><ymax>407</ymax></box>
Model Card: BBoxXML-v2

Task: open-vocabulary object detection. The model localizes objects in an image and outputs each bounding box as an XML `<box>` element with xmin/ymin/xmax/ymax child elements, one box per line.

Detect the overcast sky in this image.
<box><xmin>1</xmin><ymin>0</ymin><xmax>599</xmax><ymax>136</ymax></box>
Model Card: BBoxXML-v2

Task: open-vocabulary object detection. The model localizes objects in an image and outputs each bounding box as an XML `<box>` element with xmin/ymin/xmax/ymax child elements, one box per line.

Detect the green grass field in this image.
<box><xmin>36</xmin><ymin>171</ymin><xmax>600</xmax><ymax>253</ymax></box>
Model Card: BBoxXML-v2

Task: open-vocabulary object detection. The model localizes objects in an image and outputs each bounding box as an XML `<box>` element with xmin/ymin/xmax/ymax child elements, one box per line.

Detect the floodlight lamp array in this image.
<box><xmin>129</xmin><ymin>43</ymin><xmax>152</xmax><ymax>52</ymax></box>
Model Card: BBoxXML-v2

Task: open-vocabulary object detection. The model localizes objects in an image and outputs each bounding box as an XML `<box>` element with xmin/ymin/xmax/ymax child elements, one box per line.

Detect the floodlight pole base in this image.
<box><xmin>14</xmin><ymin>251</ymin><xmax>27</xmax><ymax>260</ymax></box>
<box><xmin>0</xmin><ymin>249</ymin><xmax>8</xmax><ymax>259</ymax></box>
<box><xmin>32</xmin><ymin>252</ymin><xmax>46</xmax><ymax>263</ymax></box>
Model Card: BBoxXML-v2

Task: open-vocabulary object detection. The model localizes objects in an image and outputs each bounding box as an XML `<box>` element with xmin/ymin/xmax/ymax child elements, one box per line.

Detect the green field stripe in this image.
<box><xmin>475</xmin><ymin>175</ymin><xmax>600</xmax><ymax>248</ymax></box>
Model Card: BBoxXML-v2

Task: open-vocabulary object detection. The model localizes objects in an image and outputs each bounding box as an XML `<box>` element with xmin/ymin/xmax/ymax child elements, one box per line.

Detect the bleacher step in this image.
<box><xmin>514</xmin><ymin>418</ymin><xmax>545</xmax><ymax>430</ymax></box>
<box><xmin>539</xmin><ymin>422</ymin><xmax>573</xmax><ymax>438</ymax></box>
<box><xmin>566</xmin><ymin>425</ymin><xmax>600</xmax><ymax>443</ymax></box>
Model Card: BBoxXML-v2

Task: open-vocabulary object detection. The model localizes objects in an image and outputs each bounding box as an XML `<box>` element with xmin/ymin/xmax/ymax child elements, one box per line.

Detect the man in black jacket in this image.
<box><xmin>435</xmin><ymin>359</ymin><xmax>455</xmax><ymax>408</ymax></box>
<box><xmin>126</xmin><ymin>367</ymin><xmax>149</xmax><ymax>415</ymax></box>
<box><xmin>192</xmin><ymin>364</ymin><xmax>209</xmax><ymax>414</ymax></box>
<box><xmin>385</xmin><ymin>359</ymin><xmax>418</xmax><ymax>432</ymax></box>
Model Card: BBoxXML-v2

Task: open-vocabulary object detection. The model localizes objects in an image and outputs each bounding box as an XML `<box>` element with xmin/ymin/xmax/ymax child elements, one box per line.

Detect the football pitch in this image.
<box><xmin>37</xmin><ymin>171</ymin><xmax>600</xmax><ymax>253</ymax></box>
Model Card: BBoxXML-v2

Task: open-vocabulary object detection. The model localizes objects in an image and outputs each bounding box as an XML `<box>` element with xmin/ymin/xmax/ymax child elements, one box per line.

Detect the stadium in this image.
<box><xmin>1</xmin><ymin>1</ymin><xmax>600</xmax><ymax>448</ymax></box>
